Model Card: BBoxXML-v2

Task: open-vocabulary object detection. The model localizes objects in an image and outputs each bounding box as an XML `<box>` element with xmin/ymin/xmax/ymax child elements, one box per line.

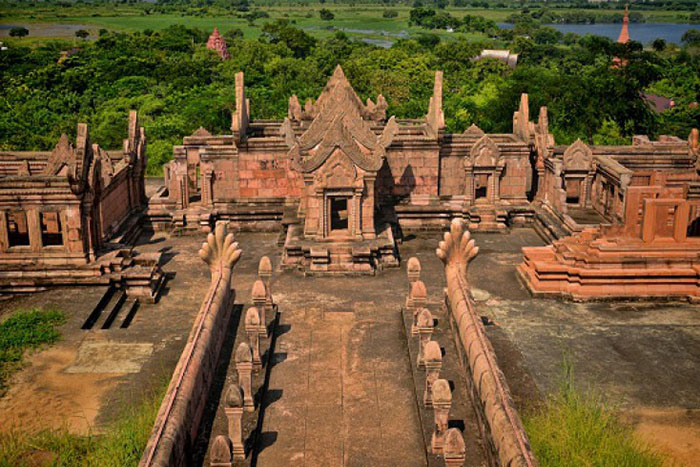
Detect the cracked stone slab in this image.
<box><xmin>66</xmin><ymin>342</ymin><xmax>154</xmax><ymax>374</ymax></box>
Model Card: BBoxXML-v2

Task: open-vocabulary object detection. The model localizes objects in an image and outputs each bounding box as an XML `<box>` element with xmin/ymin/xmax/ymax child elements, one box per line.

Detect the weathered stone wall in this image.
<box><xmin>377</xmin><ymin>143</ymin><xmax>441</xmax><ymax>199</ymax></box>
<box><xmin>140</xmin><ymin>224</ymin><xmax>241</xmax><ymax>467</ymax></box>
<box><xmin>99</xmin><ymin>167</ymin><xmax>134</xmax><ymax>238</ymax></box>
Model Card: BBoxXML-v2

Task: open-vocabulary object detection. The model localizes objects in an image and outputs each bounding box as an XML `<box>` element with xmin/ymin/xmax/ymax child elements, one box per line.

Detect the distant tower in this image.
<box><xmin>617</xmin><ymin>5</ymin><xmax>630</xmax><ymax>44</ymax></box>
<box><xmin>612</xmin><ymin>5</ymin><xmax>630</xmax><ymax>68</ymax></box>
<box><xmin>207</xmin><ymin>27</ymin><xmax>230</xmax><ymax>60</ymax></box>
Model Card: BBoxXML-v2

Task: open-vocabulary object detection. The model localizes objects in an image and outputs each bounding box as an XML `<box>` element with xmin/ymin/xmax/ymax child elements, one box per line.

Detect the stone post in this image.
<box><xmin>245</xmin><ymin>307</ymin><xmax>262</xmax><ymax>371</ymax></box>
<box><xmin>258</xmin><ymin>256</ymin><xmax>274</xmax><ymax>311</ymax></box>
<box><xmin>210</xmin><ymin>435</ymin><xmax>233</xmax><ymax>467</ymax></box>
<box><xmin>407</xmin><ymin>257</ymin><xmax>421</xmax><ymax>291</ymax></box>
<box><xmin>443</xmin><ymin>428</ymin><xmax>466</xmax><ymax>466</ymax></box>
<box><xmin>431</xmin><ymin>379</ymin><xmax>452</xmax><ymax>455</ymax></box>
<box><xmin>416</xmin><ymin>308</ymin><xmax>434</xmax><ymax>369</ymax></box>
<box><xmin>408</xmin><ymin>280</ymin><xmax>427</xmax><ymax>336</ymax></box>
<box><xmin>251</xmin><ymin>279</ymin><xmax>268</xmax><ymax>338</ymax></box>
<box><xmin>224</xmin><ymin>385</ymin><xmax>245</xmax><ymax>461</ymax></box>
<box><xmin>235</xmin><ymin>342</ymin><xmax>254</xmax><ymax>412</ymax></box>
<box><xmin>423</xmin><ymin>341</ymin><xmax>443</xmax><ymax>408</ymax></box>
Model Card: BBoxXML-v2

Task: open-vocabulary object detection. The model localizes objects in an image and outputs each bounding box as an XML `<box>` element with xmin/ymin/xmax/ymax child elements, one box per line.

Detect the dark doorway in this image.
<box><xmin>7</xmin><ymin>211</ymin><xmax>30</xmax><ymax>247</ymax></box>
<box><xmin>330</xmin><ymin>197</ymin><xmax>348</xmax><ymax>232</ymax></box>
<box><xmin>564</xmin><ymin>179</ymin><xmax>581</xmax><ymax>205</ymax></box>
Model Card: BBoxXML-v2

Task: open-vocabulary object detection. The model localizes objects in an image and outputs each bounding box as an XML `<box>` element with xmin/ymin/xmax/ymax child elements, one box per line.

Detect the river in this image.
<box><xmin>500</xmin><ymin>22</ymin><xmax>698</xmax><ymax>44</ymax></box>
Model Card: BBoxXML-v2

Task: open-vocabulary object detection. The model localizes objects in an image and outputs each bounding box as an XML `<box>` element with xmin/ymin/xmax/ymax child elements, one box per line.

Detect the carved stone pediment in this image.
<box><xmin>314</xmin><ymin>149</ymin><xmax>360</xmax><ymax>189</ymax></box>
<box><xmin>563</xmin><ymin>139</ymin><xmax>593</xmax><ymax>171</ymax></box>
<box><xmin>463</xmin><ymin>124</ymin><xmax>485</xmax><ymax>137</ymax></box>
<box><xmin>43</xmin><ymin>134</ymin><xmax>76</xmax><ymax>177</ymax></box>
<box><xmin>467</xmin><ymin>135</ymin><xmax>501</xmax><ymax>168</ymax></box>
<box><xmin>192</xmin><ymin>126</ymin><xmax>212</xmax><ymax>137</ymax></box>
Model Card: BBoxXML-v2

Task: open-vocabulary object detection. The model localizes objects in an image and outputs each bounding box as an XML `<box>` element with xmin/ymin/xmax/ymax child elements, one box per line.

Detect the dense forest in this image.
<box><xmin>1</xmin><ymin>15</ymin><xmax>699</xmax><ymax>174</ymax></box>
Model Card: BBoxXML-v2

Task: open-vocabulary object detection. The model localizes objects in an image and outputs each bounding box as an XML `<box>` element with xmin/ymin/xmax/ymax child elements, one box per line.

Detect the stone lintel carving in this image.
<box><xmin>563</xmin><ymin>139</ymin><xmax>593</xmax><ymax>171</ymax></box>
<box><xmin>466</xmin><ymin>135</ymin><xmax>503</xmax><ymax>169</ymax></box>
<box><xmin>431</xmin><ymin>378</ymin><xmax>452</xmax><ymax>455</ymax></box>
<box><xmin>416</xmin><ymin>308</ymin><xmax>434</xmax><ymax>368</ymax></box>
<box><xmin>235</xmin><ymin>342</ymin><xmax>254</xmax><ymax>411</ymax></box>
<box><xmin>210</xmin><ymin>435</ymin><xmax>233</xmax><ymax>467</ymax></box>
<box><xmin>224</xmin><ymin>385</ymin><xmax>245</xmax><ymax>461</ymax></box>
<box><xmin>423</xmin><ymin>340</ymin><xmax>443</xmax><ymax>408</ymax></box>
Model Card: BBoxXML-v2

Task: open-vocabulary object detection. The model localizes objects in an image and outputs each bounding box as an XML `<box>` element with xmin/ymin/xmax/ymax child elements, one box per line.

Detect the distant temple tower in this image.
<box><xmin>617</xmin><ymin>5</ymin><xmax>630</xmax><ymax>44</ymax></box>
<box><xmin>206</xmin><ymin>27</ymin><xmax>230</xmax><ymax>60</ymax></box>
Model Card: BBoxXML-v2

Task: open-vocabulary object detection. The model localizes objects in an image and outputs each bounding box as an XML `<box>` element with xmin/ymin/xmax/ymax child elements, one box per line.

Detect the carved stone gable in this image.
<box><xmin>315</xmin><ymin>149</ymin><xmax>359</xmax><ymax>189</ymax></box>
<box><xmin>44</xmin><ymin>134</ymin><xmax>76</xmax><ymax>176</ymax></box>
<box><xmin>463</xmin><ymin>124</ymin><xmax>485</xmax><ymax>137</ymax></box>
<box><xmin>469</xmin><ymin>135</ymin><xmax>501</xmax><ymax>167</ymax></box>
<box><xmin>563</xmin><ymin>139</ymin><xmax>593</xmax><ymax>171</ymax></box>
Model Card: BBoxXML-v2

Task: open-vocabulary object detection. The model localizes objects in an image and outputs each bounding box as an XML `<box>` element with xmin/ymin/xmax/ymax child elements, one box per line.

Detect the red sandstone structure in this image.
<box><xmin>0</xmin><ymin>111</ymin><xmax>162</xmax><ymax>300</ymax></box>
<box><xmin>206</xmin><ymin>27</ymin><xmax>230</xmax><ymax>60</ymax></box>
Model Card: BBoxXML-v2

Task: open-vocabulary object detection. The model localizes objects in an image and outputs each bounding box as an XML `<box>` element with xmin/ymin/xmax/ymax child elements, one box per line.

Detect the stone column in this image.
<box><xmin>431</xmin><ymin>379</ymin><xmax>452</xmax><ymax>454</ymax></box>
<box><xmin>416</xmin><ymin>308</ymin><xmax>434</xmax><ymax>369</ymax></box>
<box><xmin>209</xmin><ymin>435</ymin><xmax>233</xmax><ymax>467</ymax></box>
<box><xmin>443</xmin><ymin>428</ymin><xmax>466</xmax><ymax>466</ymax></box>
<box><xmin>224</xmin><ymin>385</ymin><xmax>245</xmax><ymax>462</ymax></box>
<box><xmin>423</xmin><ymin>341</ymin><xmax>443</xmax><ymax>408</ymax></box>
<box><xmin>235</xmin><ymin>342</ymin><xmax>254</xmax><ymax>412</ymax></box>
<box><xmin>27</xmin><ymin>209</ymin><xmax>42</xmax><ymax>252</ymax></box>
<box><xmin>408</xmin><ymin>280</ymin><xmax>427</xmax><ymax>336</ymax></box>
<box><xmin>245</xmin><ymin>307</ymin><xmax>262</xmax><ymax>372</ymax></box>
<box><xmin>251</xmin><ymin>280</ymin><xmax>268</xmax><ymax>338</ymax></box>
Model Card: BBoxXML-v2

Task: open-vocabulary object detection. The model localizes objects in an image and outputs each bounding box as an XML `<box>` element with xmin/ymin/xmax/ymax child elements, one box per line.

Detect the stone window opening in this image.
<box><xmin>330</xmin><ymin>197</ymin><xmax>349</xmax><ymax>233</ymax></box>
<box><xmin>474</xmin><ymin>175</ymin><xmax>489</xmax><ymax>200</ymax></box>
<box><xmin>7</xmin><ymin>211</ymin><xmax>30</xmax><ymax>247</ymax></box>
<box><xmin>40</xmin><ymin>212</ymin><xmax>64</xmax><ymax>246</ymax></box>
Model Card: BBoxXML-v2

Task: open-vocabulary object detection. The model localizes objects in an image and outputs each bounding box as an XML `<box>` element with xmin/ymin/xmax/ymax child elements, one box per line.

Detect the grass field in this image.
<box><xmin>1</xmin><ymin>3</ymin><xmax>695</xmax><ymax>46</ymax></box>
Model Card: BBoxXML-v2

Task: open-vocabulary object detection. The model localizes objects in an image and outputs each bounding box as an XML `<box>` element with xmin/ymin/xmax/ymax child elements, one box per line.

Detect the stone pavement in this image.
<box><xmin>254</xmin><ymin>272</ymin><xmax>427</xmax><ymax>466</ymax></box>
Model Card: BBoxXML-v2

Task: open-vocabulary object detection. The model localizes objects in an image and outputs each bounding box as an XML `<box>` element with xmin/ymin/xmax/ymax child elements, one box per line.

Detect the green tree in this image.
<box><xmin>9</xmin><ymin>27</ymin><xmax>28</xmax><ymax>38</ymax></box>
<box><xmin>75</xmin><ymin>29</ymin><xmax>89</xmax><ymax>40</ymax></box>
<box><xmin>319</xmin><ymin>9</ymin><xmax>335</xmax><ymax>21</ymax></box>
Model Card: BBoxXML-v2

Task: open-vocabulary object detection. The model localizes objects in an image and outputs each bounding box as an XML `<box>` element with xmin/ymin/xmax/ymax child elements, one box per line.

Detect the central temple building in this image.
<box><xmin>148</xmin><ymin>65</ymin><xmax>698</xmax><ymax>275</ymax></box>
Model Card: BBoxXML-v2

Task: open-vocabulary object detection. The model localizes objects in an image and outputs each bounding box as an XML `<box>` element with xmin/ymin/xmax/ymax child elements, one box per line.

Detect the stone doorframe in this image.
<box><xmin>463</xmin><ymin>135</ymin><xmax>506</xmax><ymax>205</ymax></box>
<box><xmin>320</xmin><ymin>187</ymin><xmax>363</xmax><ymax>239</ymax></box>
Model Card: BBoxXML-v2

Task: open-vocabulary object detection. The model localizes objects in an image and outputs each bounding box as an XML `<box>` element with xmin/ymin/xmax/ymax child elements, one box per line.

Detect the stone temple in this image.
<box><xmin>1</xmin><ymin>65</ymin><xmax>699</xmax><ymax>467</ymax></box>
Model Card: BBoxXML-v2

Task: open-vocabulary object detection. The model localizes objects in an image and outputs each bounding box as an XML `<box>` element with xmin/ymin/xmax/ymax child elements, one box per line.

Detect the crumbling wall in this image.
<box><xmin>140</xmin><ymin>224</ymin><xmax>242</xmax><ymax>467</ymax></box>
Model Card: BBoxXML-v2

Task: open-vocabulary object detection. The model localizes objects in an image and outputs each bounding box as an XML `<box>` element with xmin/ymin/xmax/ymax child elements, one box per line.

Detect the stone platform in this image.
<box><xmin>281</xmin><ymin>223</ymin><xmax>398</xmax><ymax>275</ymax></box>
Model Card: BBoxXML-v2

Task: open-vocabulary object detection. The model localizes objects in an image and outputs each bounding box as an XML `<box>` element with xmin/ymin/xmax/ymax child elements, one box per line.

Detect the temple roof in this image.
<box><xmin>282</xmin><ymin>65</ymin><xmax>398</xmax><ymax>173</ymax></box>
